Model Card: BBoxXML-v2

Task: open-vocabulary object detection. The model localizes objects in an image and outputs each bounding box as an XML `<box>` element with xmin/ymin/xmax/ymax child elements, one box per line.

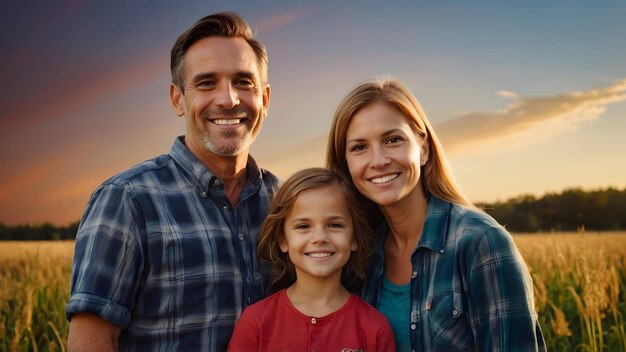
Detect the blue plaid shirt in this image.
<box><xmin>361</xmin><ymin>196</ymin><xmax>546</xmax><ymax>352</ymax></box>
<box><xmin>66</xmin><ymin>136</ymin><xmax>280</xmax><ymax>351</ymax></box>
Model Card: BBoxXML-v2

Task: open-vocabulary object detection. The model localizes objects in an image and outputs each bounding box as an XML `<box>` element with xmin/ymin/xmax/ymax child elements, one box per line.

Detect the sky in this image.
<box><xmin>1</xmin><ymin>1</ymin><xmax>625</xmax><ymax>226</ymax></box>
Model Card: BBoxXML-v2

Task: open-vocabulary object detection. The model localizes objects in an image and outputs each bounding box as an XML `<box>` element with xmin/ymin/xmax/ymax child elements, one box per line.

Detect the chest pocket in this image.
<box><xmin>426</xmin><ymin>292</ymin><xmax>474</xmax><ymax>351</ymax></box>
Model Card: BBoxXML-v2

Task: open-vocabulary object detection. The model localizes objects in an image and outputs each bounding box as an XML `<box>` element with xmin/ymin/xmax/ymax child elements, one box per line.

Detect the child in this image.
<box><xmin>228</xmin><ymin>168</ymin><xmax>396</xmax><ymax>351</ymax></box>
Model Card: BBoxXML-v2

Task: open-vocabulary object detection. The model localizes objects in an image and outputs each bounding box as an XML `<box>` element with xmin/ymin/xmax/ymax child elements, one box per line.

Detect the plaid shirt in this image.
<box><xmin>66</xmin><ymin>136</ymin><xmax>280</xmax><ymax>351</ymax></box>
<box><xmin>361</xmin><ymin>196</ymin><xmax>546</xmax><ymax>352</ymax></box>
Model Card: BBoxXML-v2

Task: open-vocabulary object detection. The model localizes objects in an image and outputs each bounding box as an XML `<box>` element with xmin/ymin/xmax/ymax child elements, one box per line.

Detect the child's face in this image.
<box><xmin>280</xmin><ymin>183</ymin><xmax>357</xmax><ymax>284</ymax></box>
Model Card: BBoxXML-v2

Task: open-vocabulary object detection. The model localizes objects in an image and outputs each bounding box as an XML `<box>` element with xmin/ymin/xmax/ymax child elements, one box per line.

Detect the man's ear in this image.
<box><xmin>169</xmin><ymin>83</ymin><xmax>185</xmax><ymax>117</ymax></box>
<box><xmin>261</xmin><ymin>83</ymin><xmax>271</xmax><ymax>117</ymax></box>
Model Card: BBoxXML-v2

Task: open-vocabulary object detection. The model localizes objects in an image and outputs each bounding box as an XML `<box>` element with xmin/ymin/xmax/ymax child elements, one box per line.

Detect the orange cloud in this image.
<box><xmin>1</xmin><ymin>55</ymin><xmax>165</xmax><ymax>133</ymax></box>
<box><xmin>259</xmin><ymin>79</ymin><xmax>626</xmax><ymax>177</ymax></box>
<box><xmin>437</xmin><ymin>79</ymin><xmax>626</xmax><ymax>155</ymax></box>
<box><xmin>258</xmin><ymin>5</ymin><xmax>318</xmax><ymax>31</ymax></box>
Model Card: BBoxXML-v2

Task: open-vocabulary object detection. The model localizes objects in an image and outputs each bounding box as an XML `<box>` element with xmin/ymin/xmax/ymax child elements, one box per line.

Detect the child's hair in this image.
<box><xmin>257</xmin><ymin>167</ymin><xmax>376</xmax><ymax>293</ymax></box>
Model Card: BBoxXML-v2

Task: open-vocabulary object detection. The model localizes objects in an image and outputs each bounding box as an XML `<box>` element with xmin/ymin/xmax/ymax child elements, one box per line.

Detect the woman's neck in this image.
<box><xmin>382</xmin><ymin>188</ymin><xmax>429</xmax><ymax>245</ymax></box>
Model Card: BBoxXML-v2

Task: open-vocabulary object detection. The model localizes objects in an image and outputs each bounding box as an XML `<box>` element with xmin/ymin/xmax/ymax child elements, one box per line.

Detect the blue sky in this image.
<box><xmin>1</xmin><ymin>1</ymin><xmax>625</xmax><ymax>224</ymax></box>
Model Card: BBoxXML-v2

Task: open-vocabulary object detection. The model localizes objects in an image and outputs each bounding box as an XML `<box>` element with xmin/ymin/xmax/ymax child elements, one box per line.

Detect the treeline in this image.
<box><xmin>479</xmin><ymin>187</ymin><xmax>626</xmax><ymax>233</ymax></box>
<box><xmin>0</xmin><ymin>221</ymin><xmax>79</xmax><ymax>241</ymax></box>
<box><xmin>1</xmin><ymin>187</ymin><xmax>625</xmax><ymax>240</ymax></box>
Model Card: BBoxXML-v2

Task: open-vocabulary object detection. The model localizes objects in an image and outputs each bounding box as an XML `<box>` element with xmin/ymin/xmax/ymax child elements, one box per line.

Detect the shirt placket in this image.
<box><xmin>308</xmin><ymin>317</ymin><xmax>321</xmax><ymax>352</ymax></box>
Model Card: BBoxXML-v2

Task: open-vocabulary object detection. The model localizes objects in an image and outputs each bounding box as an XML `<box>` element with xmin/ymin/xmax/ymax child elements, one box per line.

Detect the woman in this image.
<box><xmin>326</xmin><ymin>78</ymin><xmax>545</xmax><ymax>351</ymax></box>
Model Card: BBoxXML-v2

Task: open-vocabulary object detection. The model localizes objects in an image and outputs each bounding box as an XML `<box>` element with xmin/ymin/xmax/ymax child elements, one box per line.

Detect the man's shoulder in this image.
<box><xmin>259</xmin><ymin>168</ymin><xmax>280</xmax><ymax>187</ymax></box>
<box><xmin>103</xmin><ymin>153</ymin><xmax>174</xmax><ymax>188</ymax></box>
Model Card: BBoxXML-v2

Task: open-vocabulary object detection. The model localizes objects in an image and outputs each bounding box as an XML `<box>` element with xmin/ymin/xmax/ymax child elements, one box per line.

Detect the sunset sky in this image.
<box><xmin>2</xmin><ymin>1</ymin><xmax>625</xmax><ymax>226</ymax></box>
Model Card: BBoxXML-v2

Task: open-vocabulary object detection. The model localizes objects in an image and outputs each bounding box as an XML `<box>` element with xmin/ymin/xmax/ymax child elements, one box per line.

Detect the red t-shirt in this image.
<box><xmin>228</xmin><ymin>289</ymin><xmax>396</xmax><ymax>351</ymax></box>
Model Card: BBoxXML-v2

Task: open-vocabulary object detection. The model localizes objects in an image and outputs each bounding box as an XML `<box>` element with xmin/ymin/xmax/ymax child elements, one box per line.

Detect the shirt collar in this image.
<box><xmin>417</xmin><ymin>196</ymin><xmax>452</xmax><ymax>253</ymax></box>
<box><xmin>169</xmin><ymin>136</ymin><xmax>262</xmax><ymax>197</ymax></box>
<box><xmin>373</xmin><ymin>195</ymin><xmax>452</xmax><ymax>256</ymax></box>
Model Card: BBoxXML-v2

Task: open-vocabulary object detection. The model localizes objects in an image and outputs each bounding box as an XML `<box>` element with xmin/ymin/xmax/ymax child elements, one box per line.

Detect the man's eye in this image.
<box><xmin>198</xmin><ymin>81</ymin><xmax>215</xmax><ymax>88</ymax></box>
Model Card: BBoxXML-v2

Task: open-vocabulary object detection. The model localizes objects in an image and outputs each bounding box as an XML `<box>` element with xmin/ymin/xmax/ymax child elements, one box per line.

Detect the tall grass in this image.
<box><xmin>1</xmin><ymin>234</ymin><xmax>625</xmax><ymax>351</ymax></box>
<box><xmin>0</xmin><ymin>241</ymin><xmax>73</xmax><ymax>352</ymax></box>
<box><xmin>514</xmin><ymin>232</ymin><xmax>626</xmax><ymax>351</ymax></box>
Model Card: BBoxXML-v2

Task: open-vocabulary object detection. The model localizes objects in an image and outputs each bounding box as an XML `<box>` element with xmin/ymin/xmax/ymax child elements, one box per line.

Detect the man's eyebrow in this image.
<box><xmin>234</xmin><ymin>71</ymin><xmax>258</xmax><ymax>81</ymax></box>
<box><xmin>190</xmin><ymin>72</ymin><xmax>216</xmax><ymax>84</ymax></box>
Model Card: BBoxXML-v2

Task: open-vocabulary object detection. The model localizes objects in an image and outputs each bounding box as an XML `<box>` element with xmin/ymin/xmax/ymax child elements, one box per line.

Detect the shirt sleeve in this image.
<box><xmin>65</xmin><ymin>182</ymin><xmax>144</xmax><ymax>328</ymax></box>
<box><xmin>227</xmin><ymin>307</ymin><xmax>260</xmax><ymax>351</ymax></box>
<box><xmin>466</xmin><ymin>226</ymin><xmax>546</xmax><ymax>351</ymax></box>
<box><xmin>377</xmin><ymin>316</ymin><xmax>397</xmax><ymax>352</ymax></box>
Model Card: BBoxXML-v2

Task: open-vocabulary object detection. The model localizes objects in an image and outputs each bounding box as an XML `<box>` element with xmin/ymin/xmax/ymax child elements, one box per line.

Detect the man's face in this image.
<box><xmin>170</xmin><ymin>36</ymin><xmax>270</xmax><ymax>157</ymax></box>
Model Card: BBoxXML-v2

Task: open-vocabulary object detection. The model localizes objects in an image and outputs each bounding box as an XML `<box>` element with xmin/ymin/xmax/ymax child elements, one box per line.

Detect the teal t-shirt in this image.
<box><xmin>378</xmin><ymin>276</ymin><xmax>411</xmax><ymax>352</ymax></box>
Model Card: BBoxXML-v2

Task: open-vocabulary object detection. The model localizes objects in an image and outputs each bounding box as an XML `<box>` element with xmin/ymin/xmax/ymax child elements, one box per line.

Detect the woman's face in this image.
<box><xmin>344</xmin><ymin>101</ymin><xmax>428</xmax><ymax>207</ymax></box>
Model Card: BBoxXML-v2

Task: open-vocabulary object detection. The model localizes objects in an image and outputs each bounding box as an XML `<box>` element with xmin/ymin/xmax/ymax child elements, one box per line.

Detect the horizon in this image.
<box><xmin>1</xmin><ymin>1</ymin><xmax>626</xmax><ymax>226</ymax></box>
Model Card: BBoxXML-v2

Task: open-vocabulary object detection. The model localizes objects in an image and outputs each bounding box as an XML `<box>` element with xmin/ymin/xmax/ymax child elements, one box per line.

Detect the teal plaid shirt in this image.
<box><xmin>361</xmin><ymin>196</ymin><xmax>546</xmax><ymax>351</ymax></box>
<box><xmin>66</xmin><ymin>136</ymin><xmax>279</xmax><ymax>351</ymax></box>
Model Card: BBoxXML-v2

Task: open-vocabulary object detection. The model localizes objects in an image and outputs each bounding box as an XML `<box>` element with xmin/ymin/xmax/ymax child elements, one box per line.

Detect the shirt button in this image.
<box><xmin>223</xmin><ymin>205</ymin><xmax>228</xmax><ymax>210</ymax></box>
<box><xmin>213</xmin><ymin>178</ymin><xmax>221</xmax><ymax>187</ymax></box>
<box><xmin>201</xmin><ymin>192</ymin><xmax>208</xmax><ymax>198</ymax></box>
<box><xmin>311</xmin><ymin>332</ymin><xmax>318</xmax><ymax>340</ymax></box>
<box><xmin>452</xmin><ymin>309</ymin><xmax>459</xmax><ymax>316</ymax></box>
<box><xmin>410</xmin><ymin>324</ymin><xmax>416</xmax><ymax>330</ymax></box>
<box><xmin>238</xmin><ymin>233</ymin><xmax>244</xmax><ymax>240</ymax></box>
<box><xmin>311</xmin><ymin>318</ymin><xmax>317</xmax><ymax>324</ymax></box>
<box><xmin>439</xmin><ymin>249</ymin><xmax>444</xmax><ymax>253</ymax></box>
<box><xmin>411</xmin><ymin>271</ymin><xmax>418</xmax><ymax>278</ymax></box>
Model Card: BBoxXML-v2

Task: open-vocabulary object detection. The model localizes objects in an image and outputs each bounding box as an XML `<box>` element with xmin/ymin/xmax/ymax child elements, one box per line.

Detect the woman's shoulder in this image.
<box><xmin>446</xmin><ymin>202</ymin><xmax>516</xmax><ymax>251</ymax></box>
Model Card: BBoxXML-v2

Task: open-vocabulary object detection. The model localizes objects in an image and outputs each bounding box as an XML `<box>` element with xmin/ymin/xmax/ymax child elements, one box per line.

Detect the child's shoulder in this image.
<box><xmin>350</xmin><ymin>294</ymin><xmax>390</xmax><ymax>324</ymax></box>
<box><xmin>245</xmin><ymin>290</ymin><xmax>286</xmax><ymax>314</ymax></box>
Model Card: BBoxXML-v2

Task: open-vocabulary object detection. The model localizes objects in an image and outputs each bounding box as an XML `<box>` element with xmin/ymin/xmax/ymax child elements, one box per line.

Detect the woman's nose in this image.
<box><xmin>370</xmin><ymin>148</ymin><xmax>391</xmax><ymax>168</ymax></box>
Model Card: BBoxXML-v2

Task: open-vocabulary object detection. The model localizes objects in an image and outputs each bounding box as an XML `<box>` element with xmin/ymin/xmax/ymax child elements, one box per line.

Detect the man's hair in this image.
<box><xmin>257</xmin><ymin>168</ymin><xmax>375</xmax><ymax>293</ymax></box>
<box><xmin>170</xmin><ymin>12</ymin><xmax>268</xmax><ymax>92</ymax></box>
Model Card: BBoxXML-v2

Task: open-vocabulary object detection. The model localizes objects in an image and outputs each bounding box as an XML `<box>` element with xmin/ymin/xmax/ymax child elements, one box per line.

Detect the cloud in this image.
<box><xmin>261</xmin><ymin>79</ymin><xmax>626</xmax><ymax>176</ymax></box>
<box><xmin>436</xmin><ymin>79</ymin><xmax>626</xmax><ymax>155</ymax></box>
<box><xmin>257</xmin><ymin>5</ymin><xmax>318</xmax><ymax>31</ymax></box>
<box><xmin>0</xmin><ymin>55</ymin><xmax>165</xmax><ymax>132</ymax></box>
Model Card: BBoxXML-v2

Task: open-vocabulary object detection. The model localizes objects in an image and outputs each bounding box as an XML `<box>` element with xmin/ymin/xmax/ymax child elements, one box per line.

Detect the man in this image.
<box><xmin>66</xmin><ymin>12</ymin><xmax>279</xmax><ymax>351</ymax></box>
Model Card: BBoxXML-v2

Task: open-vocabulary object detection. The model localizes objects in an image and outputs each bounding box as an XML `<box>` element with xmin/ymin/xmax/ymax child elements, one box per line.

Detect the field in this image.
<box><xmin>1</xmin><ymin>233</ymin><xmax>625</xmax><ymax>351</ymax></box>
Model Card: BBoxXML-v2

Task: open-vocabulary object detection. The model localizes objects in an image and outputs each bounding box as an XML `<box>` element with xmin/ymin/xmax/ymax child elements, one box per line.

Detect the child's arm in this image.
<box><xmin>227</xmin><ymin>308</ymin><xmax>260</xmax><ymax>351</ymax></box>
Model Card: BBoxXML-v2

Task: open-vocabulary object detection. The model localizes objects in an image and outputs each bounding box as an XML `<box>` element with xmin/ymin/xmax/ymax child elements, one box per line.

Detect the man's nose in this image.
<box><xmin>215</xmin><ymin>84</ymin><xmax>240</xmax><ymax>109</ymax></box>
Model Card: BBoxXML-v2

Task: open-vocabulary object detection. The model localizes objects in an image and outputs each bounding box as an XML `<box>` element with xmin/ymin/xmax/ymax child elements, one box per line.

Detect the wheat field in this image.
<box><xmin>1</xmin><ymin>233</ymin><xmax>625</xmax><ymax>351</ymax></box>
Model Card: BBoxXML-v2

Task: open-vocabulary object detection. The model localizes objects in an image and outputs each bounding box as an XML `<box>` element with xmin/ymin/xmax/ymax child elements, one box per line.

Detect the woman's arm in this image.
<box><xmin>466</xmin><ymin>227</ymin><xmax>546</xmax><ymax>351</ymax></box>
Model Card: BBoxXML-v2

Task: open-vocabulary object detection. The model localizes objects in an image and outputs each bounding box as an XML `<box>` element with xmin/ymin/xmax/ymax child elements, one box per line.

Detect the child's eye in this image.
<box><xmin>329</xmin><ymin>223</ymin><xmax>344</xmax><ymax>229</ymax></box>
<box><xmin>294</xmin><ymin>224</ymin><xmax>309</xmax><ymax>230</ymax></box>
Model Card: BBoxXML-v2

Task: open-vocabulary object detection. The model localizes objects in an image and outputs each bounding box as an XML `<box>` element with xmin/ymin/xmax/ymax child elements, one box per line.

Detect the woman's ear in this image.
<box><xmin>420</xmin><ymin>135</ymin><xmax>430</xmax><ymax>166</ymax></box>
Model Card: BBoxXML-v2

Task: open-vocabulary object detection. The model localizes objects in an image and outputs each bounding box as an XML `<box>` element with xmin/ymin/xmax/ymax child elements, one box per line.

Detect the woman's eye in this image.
<box><xmin>349</xmin><ymin>144</ymin><xmax>366</xmax><ymax>152</ymax></box>
<box><xmin>386</xmin><ymin>136</ymin><xmax>404</xmax><ymax>144</ymax></box>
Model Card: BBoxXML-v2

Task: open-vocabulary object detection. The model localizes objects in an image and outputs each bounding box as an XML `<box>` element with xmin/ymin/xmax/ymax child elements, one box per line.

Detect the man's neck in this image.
<box><xmin>186</xmin><ymin>139</ymin><xmax>249</xmax><ymax>207</ymax></box>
